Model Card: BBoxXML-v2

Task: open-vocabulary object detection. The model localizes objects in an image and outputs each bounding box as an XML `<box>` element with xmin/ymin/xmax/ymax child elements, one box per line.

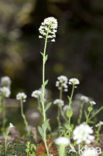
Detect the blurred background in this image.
<box><xmin>0</xmin><ymin>0</ymin><xmax>103</xmax><ymax>129</ymax></box>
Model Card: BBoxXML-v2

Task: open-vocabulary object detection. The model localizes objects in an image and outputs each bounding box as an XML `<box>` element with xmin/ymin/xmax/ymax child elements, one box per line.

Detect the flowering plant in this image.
<box><xmin>0</xmin><ymin>17</ymin><xmax>103</xmax><ymax>156</ymax></box>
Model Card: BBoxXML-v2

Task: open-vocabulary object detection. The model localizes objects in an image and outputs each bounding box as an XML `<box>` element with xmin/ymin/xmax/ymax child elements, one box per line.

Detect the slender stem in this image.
<box><xmin>86</xmin><ymin>111</ymin><xmax>91</xmax><ymax>124</ymax></box>
<box><xmin>37</xmin><ymin>98</ymin><xmax>41</xmax><ymax>113</ymax></box>
<box><xmin>4</xmin><ymin>126</ymin><xmax>10</xmax><ymax>155</ymax></box>
<box><xmin>2</xmin><ymin>98</ymin><xmax>6</xmax><ymax>133</ymax></box>
<box><xmin>89</xmin><ymin>106</ymin><xmax>103</xmax><ymax>121</ymax></box>
<box><xmin>20</xmin><ymin>99</ymin><xmax>28</xmax><ymax>132</ymax></box>
<box><xmin>67</xmin><ymin>84</ymin><xmax>75</xmax><ymax>139</ymax></box>
<box><xmin>59</xmin><ymin>87</ymin><xmax>63</xmax><ymax>100</ymax></box>
<box><xmin>70</xmin><ymin>84</ymin><xmax>75</xmax><ymax>105</ymax></box>
<box><xmin>41</xmin><ymin>28</ymin><xmax>50</xmax><ymax>156</ymax></box>
<box><xmin>57</xmin><ymin>107</ymin><xmax>61</xmax><ymax>128</ymax></box>
<box><xmin>42</xmin><ymin>32</ymin><xmax>48</xmax><ymax>123</ymax></box>
<box><xmin>96</xmin><ymin>126</ymin><xmax>101</xmax><ymax>144</ymax></box>
<box><xmin>78</xmin><ymin>102</ymin><xmax>84</xmax><ymax>124</ymax></box>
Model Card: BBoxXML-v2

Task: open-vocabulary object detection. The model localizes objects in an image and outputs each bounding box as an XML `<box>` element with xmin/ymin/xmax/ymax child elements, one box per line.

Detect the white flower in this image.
<box><xmin>0</xmin><ymin>87</ymin><xmax>11</xmax><ymax>98</ymax></box>
<box><xmin>16</xmin><ymin>92</ymin><xmax>27</xmax><ymax>102</ymax></box>
<box><xmin>90</xmin><ymin>101</ymin><xmax>96</xmax><ymax>105</ymax></box>
<box><xmin>53</xmin><ymin>99</ymin><xmax>64</xmax><ymax>106</ymax></box>
<box><xmin>82</xmin><ymin>148</ymin><xmax>98</xmax><ymax>156</ymax></box>
<box><xmin>56</xmin><ymin>75</ymin><xmax>68</xmax><ymax>92</ymax></box>
<box><xmin>9</xmin><ymin>123</ymin><xmax>14</xmax><ymax>128</ymax></box>
<box><xmin>69</xmin><ymin>78</ymin><xmax>80</xmax><ymax>86</ymax></box>
<box><xmin>1</xmin><ymin>76</ymin><xmax>11</xmax><ymax>88</ymax></box>
<box><xmin>31</xmin><ymin>90</ymin><xmax>42</xmax><ymax>98</ymax></box>
<box><xmin>39</xmin><ymin>17</ymin><xmax>58</xmax><ymax>41</ymax></box>
<box><xmin>55</xmin><ymin>137</ymin><xmax>70</xmax><ymax>146</ymax></box>
<box><xmin>73</xmin><ymin>123</ymin><xmax>94</xmax><ymax>144</ymax></box>
<box><xmin>80</xmin><ymin>95</ymin><xmax>89</xmax><ymax>103</ymax></box>
<box><xmin>63</xmin><ymin>105</ymin><xmax>70</xmax><ymax>112</ymax></box>
<box><xmin>96</xmin><ymin>121</ymin><xmax>103</xmax><ymax>127</ymax></box>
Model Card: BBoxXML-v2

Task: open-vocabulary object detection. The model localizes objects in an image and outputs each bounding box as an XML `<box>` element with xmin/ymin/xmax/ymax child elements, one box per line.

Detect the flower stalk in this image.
<box><xmin>20</xmin><ymin>98</ymin><xmax>28</xmax><ymax>130</ymax></box>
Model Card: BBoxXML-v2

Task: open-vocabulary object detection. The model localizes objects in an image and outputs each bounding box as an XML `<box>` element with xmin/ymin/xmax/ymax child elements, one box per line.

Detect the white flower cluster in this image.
<box><xmin>82</xmin><ymin>148</ymin><xmax>98</xmax><ymax>156</ymax></box>
<box><xmin>55</xmin><ymin>137</ymin><xmax>70</xmax><ymax>146</ymax></box>
<box><xmin>9</xmin><ymin>123</ymin><xmax>14</xmax><ymax>128</ymax></box>
<box><xmin>56</xmin><ymin>75</ymin><xmax>68</xmax><ymax>92</ymax></box>
<box><xmin>0</xmin><ymin>76</ymin><xmax>11</xmax><ymax>88</ymax></box>
<box><xmin>31</xmin><ymin>90</ymin><xmax>42</xmax><ymax>99</ymax></box>
<box><xmin>90</xmin><ymin>101</ymin><xmax>96</xmax><ymax>105</ymax></box>
<box><xmin>0</xmin><ymin>87</ymin><xmax>11</xmax><ymax>98</ymax></box>
<box><xmin>73</xmin><ymin>123</ymin><xmax>94</xmax><ymax>144</ymax></box>
<box><xmin>53</xmin><ymin>99</ymin><xmax>64</xmax><ymax>106</ymax></box>
<box><xmin>96</xmin><ymin>121</ymin><xmax>103</xmax><ymax>127</ymax></box>
<box><xmin>80</xmin><ymin>95</ymin><xmax>89</xmax><ymax>103</ymax></box>
<box><xmin>39</xmin><ymin>17</ymin><xmax>58</xmax><ymax>42</ymax></box>
<box><xmin>63</xmin><ymin>105</ymin><xmax>70</xmax><ymax>113</ymax></box>
<box><xmin>80</xmin><ymin>95</ymin><xmax>96</xmax><ymax>105</ymax></box>
<box><xmin>16</xmin><ymin>92</ymin><xmax>27</xmax><ymax>102</ymax></box>
<box><xmin>69</xmin><ymin>78</ymin><xmax>80</xmax><ymax>86</ymax></box>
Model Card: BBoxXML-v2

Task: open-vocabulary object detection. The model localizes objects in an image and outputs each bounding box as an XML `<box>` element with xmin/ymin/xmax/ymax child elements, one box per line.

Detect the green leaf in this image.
<box><xmin>42</xmin><ymin>119</ymin><xmax>49</xmax><ymax>130</ymax></box>
<box><xmin>42</xmin><ymin>80</ymin><xmax>48</xmax><ymax>87</ymax></box>
<box><xmin>45</xmin><ymin>102</ymin><xmax>52</xmax><ymax>112</ymax></box>
<box><xmin>40</xmin><ymin>52</ymin><xmax>44</xmax><ymax>56</ymax></box>
<box><xmin>44</xmin><ymin>55</ymin><xmax>48</xmax><ymax>63</ymax></box>
<box><xmin>66</xmin><ymin>109</ymin><xmax>73</xmax><ymax>118</ymax></box>
<box><xmin>38</xmin><ymin>126</ymin><xmax>44</xmax><ymax>138</ymax></box>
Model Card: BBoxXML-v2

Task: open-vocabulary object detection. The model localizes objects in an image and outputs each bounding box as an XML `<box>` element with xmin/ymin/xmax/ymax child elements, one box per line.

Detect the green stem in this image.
<box><xmin>69</xmin><ymin>84</ymin><xmax>75</xmax><ymax>106</ymax></box>
<box><xmin>89</xmin><ymin>106</ymin><xmax>103</xmax><ymax>121</ymax></box>
<box><xmin>37</xmin><ymin>98</ymin><xmax>41</xmax><ymax>113</ymax></box>
<box><xmin>86</xmin><ymin>111</ymin><xmax>91</xmax><ymax>124</ymax></box>
<box><xmin>96</xmin><ymin>126</ymin><xmax>101</xmax><ymax>144</ymax></box>
<box><xmin>78</xmin><ymin>102</ymin><xmax>84</xmax><ymax>124</ymax></box>
<box><xmin>58</xmin><ymin>145</ymin><xmax>66</xmax><ymax>156</ymax></box>
<box><xmin>59</xmin><ymin>87</ymin><xmax>63</xmax><ymax>100</ymax></box>
<box><xmin>2</xmin><ymin>98</ymin><xmax>6</xmax><ymax>133</ymax></box>
<box><xmin>20</xmin><ymin>99</ymin><xmax>28</xmax><ymax>132</ymax></box>
<box><xmin>41</xmin><ymin>28</ymin><xmax>50</xmax><ymax>156</ymax></box>
<box><xmin>57</xmin><ymin>107</ymin><xmax>61</xmax><ymax>128</ymax></box>
<box><xmin>66</xmin><ymin>84</ymin><xmax>75</xmax><ymax>138</ymax></box>
<box><xmin>4</xmin><ymin>126</ymin><xmax>10</xmax><ymax>155</ymax></box>
<box><xmin>42</xmin><ymin>32</ymin><xmax>48</xmax><ymax>123</ymax></box>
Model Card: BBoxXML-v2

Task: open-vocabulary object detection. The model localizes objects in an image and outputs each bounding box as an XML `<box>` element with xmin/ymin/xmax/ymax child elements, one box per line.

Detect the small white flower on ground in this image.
<box><xmin>73</xmin><ymin>123</ymin><xmax>94</xmax><ymax>144</ymax></box>
<box><xmin>56</xmin><ymin>75</ymin><xmax>68</xmax><ymax>92</ymax></box>
<box><xmin>31</xmin><ymin>90</ymin><xmax>42</xmax><ymax>98</ymax></box>
<box><xmin>82</xmin><ymin>148</ymin><xmax>98</xmax><ymax>156</ymax></box>
<box><xmin>16</xmin><ymin>92</ymin><xmax>27</xmax><ymax>102</ymax></box>
<box><xmin>0</xmin><ymin>87</ymin><xmax>11</xmax><ymax>98</ymax></box>
<box><xmin>96</xmin><ymin>121</ymin><xmax>103</xmax><ymax>127</ymax></box>
<box><xmin>55</xmin><ymin>137</ymin><xmax>70</xmax><ymax>146</ymax></box>
<box><xmin>9</xmin><ymin>123</ymin><xmax>14</xmax><ymax>128</ymax></box>
<box><xmin>69</xmin><ymin>78</ymin><xmax>80</xmax><ymax>86</ymax></box>
<box><xmin>90</xmin><ymin>101</ymin><xmax>96</xmax><ymax>105</ymax></box>
<box><xmin>1</xmin><ymin>76</ymin><xmax>11</xmax><ymax>88</ymax></box>
<box><xmin>39</xmin><ymin>17</ymin><xmax>58</xmax><ymax>41</ymax></box>
<box><xmin>80</xmin><ymin>95</ymin><xmax>89</xmax><ymax>103</ymax></box>
<box><xmin>53</xmin><ymin>99</ymin><xmax>64</xmax><ymax>106</ymax></box>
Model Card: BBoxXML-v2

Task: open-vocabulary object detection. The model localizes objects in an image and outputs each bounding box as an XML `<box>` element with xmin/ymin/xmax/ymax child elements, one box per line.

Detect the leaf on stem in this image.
<box><xmin>38</xmin><ymin>126</ymin><xmax>44</xmax><ymax>138</ymax></box>
<box><xmin>45</xmin><ymin>102</ymin><xmax>52</xmax><ymax>112</ymax></box>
